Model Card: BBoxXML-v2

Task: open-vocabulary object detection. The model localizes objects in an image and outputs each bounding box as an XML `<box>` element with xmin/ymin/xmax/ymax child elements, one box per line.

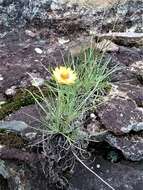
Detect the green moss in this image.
<box><xmin>0</xmin><ymin>129</ymin><xmax>6</xmax><ymax>133</ymax></box>
<box><xmin>0</xmin><ymin>86</ymin><xmax>50</xmax><ymax>120</ymax></box>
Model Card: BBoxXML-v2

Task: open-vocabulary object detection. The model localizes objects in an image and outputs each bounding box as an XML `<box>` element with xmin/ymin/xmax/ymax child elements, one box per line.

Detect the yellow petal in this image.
<box><xmin>53</xmin><ymin>66</ymin><xmax>77</xmax><ymax>85</ymax></box>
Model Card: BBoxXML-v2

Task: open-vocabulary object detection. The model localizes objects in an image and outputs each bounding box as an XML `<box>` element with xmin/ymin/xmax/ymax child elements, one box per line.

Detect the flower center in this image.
<box><xmin>61</xmin><ymin>71</ymin><xmax>69</xmax><ymax>80</ymax></box>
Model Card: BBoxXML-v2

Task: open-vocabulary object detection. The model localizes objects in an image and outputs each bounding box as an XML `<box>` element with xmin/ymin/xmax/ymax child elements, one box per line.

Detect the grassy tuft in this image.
<box><xmin>29</xmin><ymin>47</ymin><xmax>119</xmax><ymax>190</ymax></box>
<box><xmin>30</xmin><ymin>48</ymin><xmax>119</xmax><ymax>141</ymax></box>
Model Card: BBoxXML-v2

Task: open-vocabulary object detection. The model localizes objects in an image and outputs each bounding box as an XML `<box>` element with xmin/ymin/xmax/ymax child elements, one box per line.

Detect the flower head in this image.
<box><xmin>53</xmin><ymin>66</ymin><xmax>77</xmax><ymax>85</ymax></box>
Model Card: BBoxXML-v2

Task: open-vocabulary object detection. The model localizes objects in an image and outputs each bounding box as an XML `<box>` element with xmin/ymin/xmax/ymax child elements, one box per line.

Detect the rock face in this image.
<box><xmin>97</xmin><ymin>97</ymin><xmax>143</xmax><ymax>135</ymax></box>
<box><xmin>0</xmin><ymin>120</ymin><xmax>29</xmax><ymax>133</ymax></box>
<box><xmin>0</xmin><ymin>35</ymin><xmax>64</xmax><ymax>93</ymax></box>
<box><xmin>0</xmin><ymin>0</ymin><xmax>143</xmax><ymax>32</ymax></box>
<box><xmin>71</xmin><ymin>155</ymin><xmax>143</xmax><ymax>190</ymax></box>
<box><xmin>130</xmin><ymin>61</ymin><xmax>143</xmax><ymax>84</ymax></box>
<box><xmin>0</xmin><ymin>0</ymin><xmax>52</xmax><ymax>28</ymax></box>
<box><xmin>94</xmin><ymin>82</ymin><xmax>143</xmax><ymax>162</ymax></box>
<box><xmin>105</xmin><ymin>133</ymin><xmax>143</xmax><ymax>161</ymax></box>
<box><xmin>5</xmin><ymin>104</ymin><xmax>40</xmax><ymax>129</ymax></box>
<box><xmin>94</xmin><ymin>80</ymin><xmax>143</xmax><ymax>161</ymax></box>
<box><xmin>1</xmin><ymin>150</ymin><xmax>142</xmax><ymax>190</ymax></box>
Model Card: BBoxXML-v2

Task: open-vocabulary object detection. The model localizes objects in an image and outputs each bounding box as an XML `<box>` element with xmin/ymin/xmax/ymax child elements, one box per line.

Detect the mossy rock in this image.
<box><xmin>0</xmin><ymin>86</ymin><xmax>50</xmax><ymax>120</ymax></box>
<box><xmin>0</xmin><ymin>133</ymin><xmax>26</xmax><ymax>148</ymax></box>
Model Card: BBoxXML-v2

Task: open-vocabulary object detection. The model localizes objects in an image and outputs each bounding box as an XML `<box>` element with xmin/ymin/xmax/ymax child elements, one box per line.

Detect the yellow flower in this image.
<box><xmin>53</xmin><ymin>66</ymin><xmax>77</xmax><ymax>85</ymax></box>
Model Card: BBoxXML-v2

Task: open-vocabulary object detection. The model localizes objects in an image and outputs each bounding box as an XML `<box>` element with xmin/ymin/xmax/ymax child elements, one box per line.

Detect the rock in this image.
<box><xmin>34</xmin><ymin>48</ymin><xmax>43</xmax><ymax>54</ymax></box>
<box><xmin>130</xmin><ymin>61</ymin><xmax>143</xmax><ymax>84</ymax></box>
<box><xmin>0</xmin><ymin>0</ymin><xmax>52</xmax><ymax>28</ymax></box>
<box><xmin>121</xmin><ymin>122</ymin><xmax>143</xmax><ymax>133</ymax></box>
<box><xmin>0</xmin><ymin>35</ymin><xmax>64</xmax><ymax>92</ymax></box>
<box><xmin>96</xmin><ymin>83</ymin><xmax>143</xmax><ymax>135</ymax></box>
<box><xmin>5</xmin><ymin>104</ymin><xmax>41</xmax><ymax>130</ymax></box>
<box><xmin>95</xmin><ymin>82</ymin><xmax>143</xmax><ymax>161</ymax></box>
<box><xmin>5</xmin><ymin>86</ymin><xmax>16</xmax><ymax>97</ymax></box>
<box><xmin>0</xmin><ymin>160</ymin><xmax>9</xmax><ymax>179</ymax></box>
<box><xmin>50</xmin><ymin>0</ymin><xmax>63</xmax><ymax>10</ymax></box>
<box><xmin>90</xmin><ymin>113</ymin><xmax>96</xmax><ymax>119</ymax></box>
<box><xmin>69</xmin><ymin>0</ymin><xmax>128</xmax><ymax>8</ymax></box>
<box><xmin>0</xmin><ymin>0</ymin><xmax>142</xmax><ymax>33</ymax></box>
<box><xmin>111</xmin><ymin>67</ymin><xmax>139</xmax><ymax>85</ymax></box>
<box><xmin>71</xmin><ymin>154</ymin><xmax>143</xmax><ymax>190</ymax></box>
<box><xmin>24</xmin><ymin>132</ymin><xmax>37</xmax><ymax>140</ymax></box>
<box><xmin>29</xmin><ymin>72</ymin><xmax>45</xmax><ymax>87</ymax></box>
<box><xmin>31</xmin><ymin>77</ymin><xmax>45</xmax><ymax>87</ymax></box>
<box><xmin>109</xmin><ymin>83</ymin><xmax>143</xmax><ymax>107</ymax></box>
<box><xmin>110</xmin><ymin>45</ymin><xmax>143</xmax><ymax>85</ymax></box>
<box><xmin>111</xmin><ymin>46</ymin><xmax>142</xmax><ymax>67</ymax></box>
<box><xmin>0</xmin><ymin>151</ymin><xmax>143</xmax><ymax>190</ymax></box>
<box><xmin>85</xmin><ymin>119</ymin><xmax>108</xmax><ymax>141</ymax></box>
<box><xmin>97</xmin><ymin>97</ymin><xmax>143</xmax><ymax>135</ymax></box>
<box><xmin>25</xmin><ymin>30</ymin><xmax>37</xmax><ymax>38</ymax></box>
<box><xmin>105</xmin><ymin>133</ymin><xmax>143</xmax><ymax>161</ymax></box>
<box><xmin>0</xmin><ymin>120</ymin><xmax>29</xmax><ymax>134</ymax></box>
<box><xmin>96</xmin><ymin>39</ymin><xmax>119</xmax><ymax>52</ymax></box>
<box><xmin>58</xmin><ymin>37</ymin><xmax>70</xmax><ymax>45</ymax></box>
<box><xmin>93</xmin><ymin>32</ymin><xmax>143</xmax><ymax>47</ymax></box>
<box><xmin>0</xmin><ymin>74</ymin><xmax>3</xmax><ymax>81</ymax></box>
<box><xmin>0</xmin><ymin>161</ymin><xmax>34</xmax><ymax>190</ymax></box>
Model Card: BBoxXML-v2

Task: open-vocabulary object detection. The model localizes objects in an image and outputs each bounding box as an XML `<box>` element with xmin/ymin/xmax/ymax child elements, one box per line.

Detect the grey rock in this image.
<box><xmin>89</xmin><ymin>82</ymin><xmax>143</xmax><ymax>161</ymax></box>
<box><xmin>110</xmin><ymin>46</ymin><xmax>143</xmax><ymax>85</ymax></box>
<box><xmin>110</xmin><ymin>83</ymin><xmax>143</xmax><ymax>107</ymax></box>
<box><xmin>0</xmin><ymin>0</ymin><xmax>52</xmax><ymax>28</ymax></box>
<box><xmin>29</xmin><ymin>73</ymin><xmax>45</xmax><ymax>87</ymax></box>
<box><xmin>0</xmin><ymin>161</ymin><xmax>33</xmax><ymax>190</ymax></box>
<box><xmin>5</xmin><ymin>86</ymin><xmax>16</xmax><ymax>97</ymax></box>
<box><xmin>0</xmin><ymin>160</ymin><xmax>9</xmax><ymax>179</ymax></box>
<box><xmin>105</xmin><ymin>133</ymin><xmax>143</xmax><ymax>161</ymax></box>
<box><xmin>0</xmin><ymin>0</ymin><xmax>142</xmax><ymax>32</ymax></box>
<box><xmin>121</xmin><ymin>122</ymin><xmax>143</xmax><ymax>133</ymax></box>
<box><xmin>24</xmin><ymin>132</ymin><xmax>37</xmax><ymax>140</ymax></box>
<box><xmin>50</xmin><ymin>0</ymin><xmax>64</xmax><ymax>10</ymax></box>
<box><xmin>96</xmin><ymin>83</ymin><xmax>143</xmax><ymax>135</ymax></box>
<box><xmin>0</xmin><ymin>120</ymin><xmax>29</xmax><ymax>133</ymax></box>
<box><xmin>5</xmin><ymin>104</ymin><xmax>41</xmax><ymax>139</ymax></box>
<box><xmin>5</xmin><ymin>104</ymin><xmax>41</xmax><ymax>129</ymax></box>
<box><xmin>0</xmin><ymin>35</ymin><xmax>63</xmax><ymax>92</ymax></box>
<box><xmin>71</xmin><ymin>154</ymin><xmax>143</xmax><ymax>190</ymax></box>
<box><xmin>130</xmin><ymin>61</ymin><xmax>143</xmax><ymax>84</ymax></box>
<box><xmin>0</xmin><ymin>147</ymin><xmax>143</xmax><ymax>190</ymax></box>
<box><xmin>97</xmin><ymin>97</ymin><xmax>143</xmax><ymax>135</ymax></box>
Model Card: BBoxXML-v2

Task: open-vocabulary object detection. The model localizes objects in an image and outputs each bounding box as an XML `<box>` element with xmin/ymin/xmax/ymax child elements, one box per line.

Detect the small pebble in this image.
<box><xmin>96</xmin><ymin>164</ymin><xmax>101</xmax><ymax>168</ymax></box>
<box><xmin>25</xmin><ymin>30</ymin><xmax>37</xmax><ymax>38</ymax></box>
<box><xmin>25</xmin><ymin>132</ymin><xmax>37</xmax><ymax>140</ymax></box>
<box><xmin>0</xmin><ymin>74</ymin><xmax>3</xmax><ymax>81</ymax></box>
<box><xmin>0</xmin><ymin>145</ymin><xmax>4</xmax><ymax>148</ymax></box>
<box><xmin>35</xmin><ymin>48</ymin><xmax>43</xmax><ymax>54</ymax></box>
<box><xmin>90</xmin><ymin>113</ymin><xmax>96</xmax><ymax>119</ymax></box>
<box><xmin>5</xmin><ymin>86</ymin><xmax>16</xmax><ymax>96</ymax></box>
<box><xmin>58</xmin><ymin>37</ymin><xmax>70</xmax><ymax>45</ymax></box>
<box><xmin>31</xmin><ymin>77</ymin><xmax>44</xmax><ymax>87</ymax></box>
<box><xmin>120</xmin><ymin>113</ymin><xmax>123</xmax><ymax>117</ymax></box>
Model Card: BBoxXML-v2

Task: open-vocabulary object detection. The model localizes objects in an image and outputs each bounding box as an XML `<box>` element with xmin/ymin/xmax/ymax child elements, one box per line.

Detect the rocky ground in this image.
<box><xmin>0</xmin><ymin>0</ymin><xmax>143</xmax><ymax>190</ymax></box>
